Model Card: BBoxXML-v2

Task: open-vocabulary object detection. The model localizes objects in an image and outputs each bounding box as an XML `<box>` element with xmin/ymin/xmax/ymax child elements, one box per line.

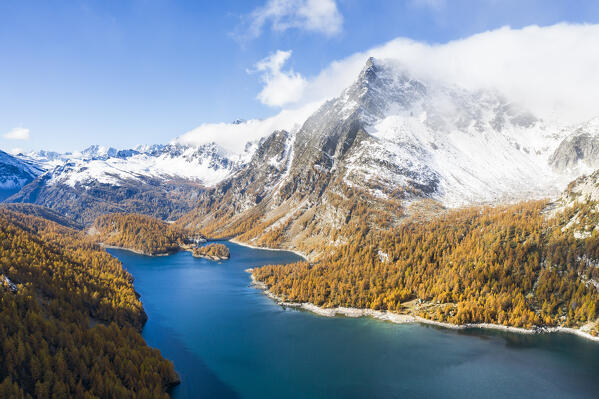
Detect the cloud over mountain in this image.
<box><xmin>182</xmin><ymin>23</ymin><xmax>599</xmax><ymax>153</ymax></box>
<box><xmin>173</xmin><ymin>102</ymin><xmax>319</xmax><ymax>154</ymax></box>
<box><xmin>252</xmin><ymin>50</ymin><xmax>307</xmax><ymax>107</ymax></box>
<box><xmin>283</xmin><ymin>23</ymin><xmax>599</xmax><ymax>125</ymax></box>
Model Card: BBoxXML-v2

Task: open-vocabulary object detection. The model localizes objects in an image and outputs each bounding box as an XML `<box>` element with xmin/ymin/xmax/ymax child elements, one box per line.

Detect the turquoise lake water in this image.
<box><xmin>109</xmin><ymin>243</ymin><xmax>599</xmax><ymax>398</ymax></box>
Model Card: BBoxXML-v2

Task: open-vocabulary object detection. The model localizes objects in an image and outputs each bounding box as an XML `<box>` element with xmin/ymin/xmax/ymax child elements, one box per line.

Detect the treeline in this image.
<box><xmin>192</xmin><ymin>243</ymin><xmax>230</xmax><ymax>260</ymax></box>
<box><xmin>0</xmin><ymin>208</ymin><xmax>179</xmax><ymax>398</ymax></box>
<box><xmin>92</xmin><ymin>213</ymin><xmax>186</xmax><ymax>255</ymax></box>
<box><xmin>253</xmin><ymin>201</ymin><xmax>599</xmax><ymax>333</ymax></box>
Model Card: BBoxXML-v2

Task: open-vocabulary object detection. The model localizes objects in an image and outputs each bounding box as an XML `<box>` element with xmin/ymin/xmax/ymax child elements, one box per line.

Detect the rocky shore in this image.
<box><xmin>247</xmin><ymin>270</ymin><xmax>599</xmax><ymax>343</ymax></box>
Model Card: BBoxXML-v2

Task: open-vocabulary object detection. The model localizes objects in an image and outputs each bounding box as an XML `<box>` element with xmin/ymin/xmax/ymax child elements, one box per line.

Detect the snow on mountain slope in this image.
<box><xmin>196</xmin><ymin>57</ymin><xmax>595</xmax><ymax>221</ymax></box>
<box><xmin>331</xmin><ymin>58</ymin><xmax>575</xmax><ymax>206</ymax></box>
<box><xmin>0</xmin><ymin>149</ymin><xmax>43</xmax><ymax>190</ymax></box>
<box><xmin>8</xmin><ymin>56</ymin><xmax>598</xmax><ymax>226</ymax></box>
<box><xmin>22</xmin><ymin>142</ymin><xmax>255</xmax><ymax>189</ymax></box>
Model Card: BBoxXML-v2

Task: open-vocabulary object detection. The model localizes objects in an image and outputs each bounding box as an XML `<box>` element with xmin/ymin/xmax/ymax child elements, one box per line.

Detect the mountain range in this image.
<box><xmin>2</xmin><ymin>57</ymin><xmax>599</xmax><ymax>236</ymax></box>
<box><xmin>2</xmin><ymin>142</ymin><xmax>254</xmax><ymax>223</ymax></box>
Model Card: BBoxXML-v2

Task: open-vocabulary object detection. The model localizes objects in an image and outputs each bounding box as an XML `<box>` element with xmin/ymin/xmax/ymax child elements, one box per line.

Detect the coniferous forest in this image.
<box><xmin>253</xmin><ymin>201</ymin><xmax>599</xmax><ymax>333</ymax></box>
<box><xmin>0</xmin><ymin>209</ymin><xmax>179</xmax><ymax>398</ymax></box>
<box><xmin>192</xmin><ymin>243</ymin><xmax>230</xmax><ymax>260</ymax></box>
<box><xmin>92</xmin><ymin>213</ymin><xmax>187</xmax><ymax>256</ymax></box>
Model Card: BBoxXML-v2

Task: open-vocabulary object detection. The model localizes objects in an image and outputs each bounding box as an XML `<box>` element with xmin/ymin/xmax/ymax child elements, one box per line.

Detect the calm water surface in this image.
<box><xmin>108</xmin><ymin>243</ymin><xmax>599</xmax><ymax>399</ymax></box>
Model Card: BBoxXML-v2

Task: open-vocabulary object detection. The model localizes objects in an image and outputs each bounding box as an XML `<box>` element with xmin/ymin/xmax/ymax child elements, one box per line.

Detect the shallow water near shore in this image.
<box><xmin>109</xmin><ymin>243</ymin><xmax>599</xmax><ymax>399</ymax></box>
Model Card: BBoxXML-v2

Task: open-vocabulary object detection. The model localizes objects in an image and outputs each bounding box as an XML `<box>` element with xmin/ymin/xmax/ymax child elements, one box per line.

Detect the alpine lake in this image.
<box><xmin>108</xmin><ymin>242</ymin><xmax>599</xmax><ymax>399</ymax></box>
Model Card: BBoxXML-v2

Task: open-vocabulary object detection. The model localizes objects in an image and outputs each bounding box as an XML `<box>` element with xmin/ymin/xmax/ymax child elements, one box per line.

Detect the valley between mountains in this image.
<box><xmin>3</xmin><ymin>57</ymin><xmax>599</xmax><ymax>341</ymax></box>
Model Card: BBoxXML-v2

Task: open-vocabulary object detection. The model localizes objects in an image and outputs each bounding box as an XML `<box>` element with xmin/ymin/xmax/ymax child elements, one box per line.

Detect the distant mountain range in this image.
<box><xmin>1</xmin><ymin>142</ymin><xmax>255</xmax><ymax>223</ymax></box>
<box><xmin>20</xmin><ymin>142</ymin><xmax>251</xmax><ymax>187</ymax></box>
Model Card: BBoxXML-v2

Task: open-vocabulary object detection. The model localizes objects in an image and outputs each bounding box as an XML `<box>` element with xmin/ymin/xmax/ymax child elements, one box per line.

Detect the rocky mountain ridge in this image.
<box><xmin>177</xmin><ymin>57</ymin><xmax>599</xmax><ymax>255</ymax></box>
<box><xmin>550</xmin><ymin>117</ymin><xmax>599</xmax><ymax>171</ymax></box>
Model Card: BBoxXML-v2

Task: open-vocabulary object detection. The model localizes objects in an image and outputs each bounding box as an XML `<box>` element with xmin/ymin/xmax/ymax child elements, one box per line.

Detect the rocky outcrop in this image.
<box><xmin>550</xmin><ymin>118</ymin><xmax>599</xmax><ymax>171</ymax></box>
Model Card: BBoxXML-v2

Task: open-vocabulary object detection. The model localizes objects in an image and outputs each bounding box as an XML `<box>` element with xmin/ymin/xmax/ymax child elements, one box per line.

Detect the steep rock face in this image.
<box><xmin>179</xmin><ymin>58</ymin><xmax>581</xmax><ymax>256</ymax></box>
<box><xmin>181</xmin><ymin>130</ymin><xmax>295</xmax><ymax>230</ymax></box>
<box><xmin>0</xmin><ymin>150</ymin><xmax>43</xmax><ymax>200</ymax></box>
<box><xmin>550</xmin><ymin>118</ymin><xmax>599</xmax><ymax>171</ymax></box>
<box><xmin>281</xmin><ymin>58</ymin><xmax>439</xmax><ymax>202</ymax></box>
<box><xmin>232</xmin><ymin>130</ymin><xmax>294</xmax><ymax>205</ymax></box>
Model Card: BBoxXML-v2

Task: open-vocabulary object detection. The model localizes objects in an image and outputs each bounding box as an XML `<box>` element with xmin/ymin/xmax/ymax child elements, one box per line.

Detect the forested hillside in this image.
<box><xmin>253</xmin><ymin>201</ymin><xmax>599</xmax><ymax>333</ymax></box>
<box><xmin>91</xmin><ymin>213</ymin><xmax>188</xmax><ymax>255</ymax></box>
<box><xmin>0</xmin><ymin>209</ymin><xmax>179</xmax><ymax>398</ymax></box>
<box><xmin>0</xmin><ymin>203</ymin><xmax>83</xmax><ymax>230</ymax></box>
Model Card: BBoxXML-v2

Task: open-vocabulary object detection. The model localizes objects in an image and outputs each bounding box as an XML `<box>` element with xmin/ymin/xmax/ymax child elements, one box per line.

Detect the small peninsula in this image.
<box><xmin>90</xmin><ymin>212</ymin><xmax>204</xmax><ymax>256</ymax></box>
<box><xmin>193</xmin><ymin>243</ymin><xmax>230</xmax><ymax>260</ymax></box>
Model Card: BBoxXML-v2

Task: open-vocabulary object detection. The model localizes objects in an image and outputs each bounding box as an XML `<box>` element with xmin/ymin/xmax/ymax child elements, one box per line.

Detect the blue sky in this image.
<box><xmin>1</xmin><ymin>0</ymin><xmax>599</xmax><ymax>152</ymax></box>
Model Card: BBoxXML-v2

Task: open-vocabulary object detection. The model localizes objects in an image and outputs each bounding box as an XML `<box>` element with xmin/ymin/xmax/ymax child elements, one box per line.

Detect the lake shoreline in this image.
<box><xmin>230</xmin><ymin>238</ymin><xmax>307</xmax><ymax>261</ymax></box>
<box><xmin>99</xmin><ymin>243</ymin><xmax>175</xmax><ymax>257</ymax></box>
<box><xmin>247</xmin><ymin>271</ymin><xmax>599</xmax><ymax>343</ymax></box>
<box><xmin>100</xmin><ymin>237</ymin><xmax>307</xmax><ymax>261</ymax></box>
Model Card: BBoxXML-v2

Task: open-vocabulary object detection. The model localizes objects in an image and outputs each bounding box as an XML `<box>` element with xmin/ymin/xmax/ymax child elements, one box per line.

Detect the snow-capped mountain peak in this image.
<box><xmin>271</xmin><ymin>58</ymin><xmax>575</xmax><ymax>208</ymax></box>
<box><xmin>331</xmin><ymin>58</ymin><xmax>575</xmax><ymax>206</ymax></box>
<box><xmin>80</xmin><ymin>145</ymin><xmax>118</xmax><ymax>159</ymax></box>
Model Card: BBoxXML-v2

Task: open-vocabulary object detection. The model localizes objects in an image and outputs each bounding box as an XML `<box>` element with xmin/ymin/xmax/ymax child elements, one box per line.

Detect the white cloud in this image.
<box><xmin>252</xmin><ymin>50</ymin><xmax>308</xmax><ymax>107</ymax></box>
<box><xmin>173</xmin><ymin>102</ymin><xmax>320</xmax><ymax>154</ymax></box>
<box><xmin>244</xmin><ymin>0</ymin><xmax>343</xmax><ymax>39</ymax></box>
<box><xmin>3</xmin><ymin>127</ymin><xmax>30</xmax><ymax>140</ymax></box>
<box><xmin>177</xmin><ymin>23</ymin><xmax>599</xmax><ymax>154</ymax></box>
<box><xmin>279</xmin><ymin>23</ymin><xmax>599</xmax><ymax>125</ymax></box>
<box><xmin>409</xmin><ymin>0</ymin><xmax>446</xmax><ymax>11</ymax></box>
